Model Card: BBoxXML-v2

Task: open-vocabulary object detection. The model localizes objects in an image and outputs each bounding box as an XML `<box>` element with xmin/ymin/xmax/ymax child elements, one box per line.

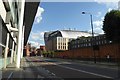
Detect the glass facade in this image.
<box><xmin>118</xmin><ymin>1</ymin><xmax>120</xmax><ymax>10</ymax></box>
<box><xmin>8</xmin><ymin>1</ymin><xmax>18</xmax><ymax>25</ymax></box>
<box><xmin>0</xmin><ymin>16</ymin><xmax>2</xmax><ymax>58</ymax></box>
<box><xmin>48</xmin><ymin>31</ymin><xmax>62</xmax><ymax>41</ymax></box>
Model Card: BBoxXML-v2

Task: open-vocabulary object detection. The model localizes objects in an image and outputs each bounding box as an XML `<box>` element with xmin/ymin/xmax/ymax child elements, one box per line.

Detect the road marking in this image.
<box><xmin>7</xmin><ymin>72</ymin><xmax>13</xmax><ymax>80</ymax></box>
<box><xmin>56</xmin><ymin>64</ymin><xmax>113</xmax><ymax>79</ymax></box>
<box><xmin>29</xmin><ymin>57</ymin><xmax>114</xmax><ymax>79</ymax></box>
<box><xmin>37</xmin><ymin>75</ymin><xmax>44</xmax><ymax>78</ymax></box>
<box><xmin>52</xmin><ymin>58</ymin><xmax>118</xmax><ymax>70</ymax></box>
<box><xmin>73</xmin><ymin>62</ymin><xmax>118</xmax><ymax>70</ymax></box>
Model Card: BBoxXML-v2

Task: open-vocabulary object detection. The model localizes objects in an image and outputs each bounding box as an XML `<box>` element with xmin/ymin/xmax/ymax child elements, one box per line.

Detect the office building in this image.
<box><xmin>44</xmin><ymin>30</ymin><xmax>92</xmax><ymax>51</ymax></box>
<box><xmin>118</xmin><ymin>1</ymin><xmax>120</xmax><ymax>10</ymax></box>
<box><xmin>0</xmin><ymin>0</ymin><xmax>39</xmax><ymax>68</ymax></box>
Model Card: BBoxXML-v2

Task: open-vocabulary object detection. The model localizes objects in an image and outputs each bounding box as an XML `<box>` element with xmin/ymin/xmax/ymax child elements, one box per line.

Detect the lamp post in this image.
<box><xmin>82</xmin><ymin>12</ymin><xmax>96</xmax><ymax>63</ymax></box>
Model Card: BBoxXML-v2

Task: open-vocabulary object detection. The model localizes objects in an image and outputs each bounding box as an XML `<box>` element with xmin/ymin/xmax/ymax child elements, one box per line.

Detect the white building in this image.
<box><xmin>44</xmin><ymin>30</ymin><xmax>92</xmax><ymax>51</ymax></box>
<box><xmin>0</xmin><ymin>1</ymin><xmax>39</xmax><ymax>69</ymax></box>
<box><xmin>118</xmin><ymin>1</ymin><xmax>120</xmax><ymax>10</ymax></box>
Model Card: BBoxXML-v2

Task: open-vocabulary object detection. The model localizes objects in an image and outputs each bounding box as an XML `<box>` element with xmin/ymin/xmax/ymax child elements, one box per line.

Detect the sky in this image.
<box><xmin>28</xmin><ymin>1</ymin><xmax>119</xmax><ymax>48</ymax></box>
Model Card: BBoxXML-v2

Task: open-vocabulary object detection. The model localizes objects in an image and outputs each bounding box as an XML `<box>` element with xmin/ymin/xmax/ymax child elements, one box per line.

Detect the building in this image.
<box><xmin>68</xmin><ymin>34</ymin><xmax>111</xmax><ymax>50</ymax></box>
<box><xmin>46</xmin><ymin>37</ymin><xmax>70</xmax><ymax>51</ymax></box>
<box><xmin>40</xmin><ymin>46</ymin><xmax>46</xmax><ymax>51</ymax></box>
<box><xmin>44</xmin><ymin>31</ymin><xmax>54</xmax><ymax>49</ymax></box>
<box><xmin>44</xmin><ymin>30</ymin><xmax>92</xmax><ymax>51</ymax></box>
<box><xmin>24</xmin><ymin>43</ymin><xmax>31</xmax><ymax>57</ymax></box>
<box><xmin>0</xmin><ymin>1</ymin><xmax>39</xmax><ymax>68</ymax></box>
<box><xmin>36</xmin><ymin>46</ymin><xmax>46</xmax><ymax>56</ymax></box>
<box><xmin>118</xmin><ymin>1</ymin><xmax>120</xmax><ymax>10</ymax></box>
<box><xmin>55</xmin><ymin>34</ymin><xmax>120</xmax><ymax>62</ymax></box>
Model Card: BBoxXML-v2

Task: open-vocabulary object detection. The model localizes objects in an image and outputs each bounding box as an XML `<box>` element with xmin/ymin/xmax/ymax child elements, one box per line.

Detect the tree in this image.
<box><xmin>103</xmin><ymin>10</ymin><xmax>120</xmax><ymax>64</ymax></box>
<box><xmin>103</xmin><ymin>10</ymin><xmax>120</xmax><ymax>43</ymax></box>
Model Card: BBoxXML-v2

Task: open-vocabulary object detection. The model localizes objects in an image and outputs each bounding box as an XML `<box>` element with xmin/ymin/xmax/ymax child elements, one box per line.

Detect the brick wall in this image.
<box><xmin>55</xmin><ymin>43</ymin><xmax>120</xmax><ymax>62</ymax></box>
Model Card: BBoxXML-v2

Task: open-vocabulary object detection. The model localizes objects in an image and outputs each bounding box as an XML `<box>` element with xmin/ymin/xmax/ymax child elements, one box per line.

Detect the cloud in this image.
<box><xmin>93</xmin><ymin>20</ymin><xmax>104</xmax><ymax>34</ymax></box>
<box><xmin>93</xmin><ymin>20</ymin><xmax>103</xmax><ymax>28</ymax></box>
<box><xmin>34</xmin><ymin>6</ymin><xmax>44</xmax><ymax>24</ymax></box>
<box><xmin>108</xmin><ymin>8</ymin><xmax>112</xmax><ymax>12</ymax></box>
<box><xmin>95</xmin><ymin>1</ymin><xmax>118</xmax><ymax>10</ymax></box>
<box><xmin>31</xmin><ymin>32</ymin><xmax>40</xmax><ymax>40</ymax></box>
<box><xmin>28</xmin><ymin>40</ymin><xmax>44</xmax><ymax>48</ymax></box>
<box><xmin>30</xmin><ymin>31</ymin><xmax>47</xmax><ymax>42</ymax></box>
<box><xmin>89</xmin><ymin>19</ymin><xmax>104</xmax><ymax>34</ymax></box>
<box><xmin>28</xmin><ymin>41</ymin><xmax>40</xmax><ymax>48</ymax></box>
<box><xmin>99</xmin><ymin>2</ymin><xmax>118</xmax><ymax>13</ymax></box>
<box><xmin>40</xmin><ymin>32</ymin><xmax>44</xmax><ymax>37</ymax></box>
<box><xmin>94</xmin><ymin>0</ymin><xmax>119</xmax><ymax>3</ymax></box>
<box><xmin>96</xmin><ymin>12</ymin><xmax>102</xmax><ymax>17</ymax></box>
<box><xmin>101</xmin><ymin>17</ymin><xmax>104</xmax><ymax>20</ymax></box>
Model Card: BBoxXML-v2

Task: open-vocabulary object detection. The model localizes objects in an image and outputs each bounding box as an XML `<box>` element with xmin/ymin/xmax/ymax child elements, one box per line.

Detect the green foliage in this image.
<box><xmin>103</xmin><ymin>10</ymin><xmax>120</xmax><ymax>42</ymax></box>
<box><xmin>41</xmin><ymin>50</ymin><xmax>56</xmax><ymax>57</ymax></box>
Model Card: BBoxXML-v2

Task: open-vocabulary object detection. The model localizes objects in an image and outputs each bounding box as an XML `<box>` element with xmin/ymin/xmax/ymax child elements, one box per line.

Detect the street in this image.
<box><xmin>1</xmin><ymin>56</ymin><xmax>119</xmax><ymax>80</ymax></box>
<box><xmin>24</xmin><ymin>56</ymin><xmax>118</xmax><ymax>79</ymax></box>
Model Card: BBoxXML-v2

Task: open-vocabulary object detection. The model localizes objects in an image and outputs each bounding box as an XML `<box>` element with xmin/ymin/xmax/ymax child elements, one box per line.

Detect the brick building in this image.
<box><xmin>55</xmin><ymin>34</ymin><xmax>120</xmax><ymax>62</ymax></box>
<box><xmin>68</xmin><ymin>35</ymin><xmax>111</xmax><ymax>50</ymax></box>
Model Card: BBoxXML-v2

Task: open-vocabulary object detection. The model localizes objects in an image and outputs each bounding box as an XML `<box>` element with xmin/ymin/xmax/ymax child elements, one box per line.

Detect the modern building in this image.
<box><xmin>118</xmin><ymin>1</ymin><xmax>120</xmax><ymax>10</ymax></box>
<box><xmin>44</xmin><ymin>31</ymin><xmax>54</xmax><ymax>48</ymax></box>
<box><xmin>0</xmin><ymin>1</ymin><xmax>39</xmax><ymax>68</ymax></box>
<box><xmin>44</xmin><ymin>30</ymin><xmax>92</xmax><ymax>51</ymax></box>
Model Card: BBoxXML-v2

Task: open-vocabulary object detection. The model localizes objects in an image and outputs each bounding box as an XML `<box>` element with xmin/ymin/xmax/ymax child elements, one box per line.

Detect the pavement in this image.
<box><xmin>1</xmin><ymin>57</ymin><xmax>62</xmax><ymax>80</ymax></box>
<box><xmin>1</xmin><ymin>58</ymin><xmax>41</xmax><ymax>79</ymax></box>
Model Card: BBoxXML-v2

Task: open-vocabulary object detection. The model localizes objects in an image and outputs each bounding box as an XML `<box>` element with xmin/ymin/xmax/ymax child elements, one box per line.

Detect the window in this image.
<box><xmin>99</xmin><ymin>41</ymin><xmax>101</xmax><ymax>45</ymax></box>
<box><xmin>104</xmin><ymin>40</ymin><xmax>107</xmax><ymax>44</ymax></box>
<box><xmin>61</xmin><ymin>46</ymin><xmax>62</xmax><ymax>49</ymax></box>
<box><xmin>58</xmin><ymin>43</ymin><xmax>60</xmax><ymax>46</ymax></box>
<box><xmin>58</xmin><ymin>46</ymin><xmax>60</xmax><ymax>49</ymax></box>
<box><xmin>65</xmin><ymin>46</ymin><xmax>66</xmax><ymax>50</ymax></box>
<box><xmin>89</xmin><ymin>43</ymin><xmax>91</xmax><ymax>46</ymax></box>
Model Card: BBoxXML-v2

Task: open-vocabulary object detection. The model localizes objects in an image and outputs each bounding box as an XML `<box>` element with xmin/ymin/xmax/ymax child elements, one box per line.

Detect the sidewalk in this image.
<box><xmin>1</xmin><ymin>57</ymin><xmax>60</xmax><ymax>79</ymax></box>
<box><xmin>1</xmin><ymin>58</ymin><xmax>44</xmax><ymax>79</ymax></box>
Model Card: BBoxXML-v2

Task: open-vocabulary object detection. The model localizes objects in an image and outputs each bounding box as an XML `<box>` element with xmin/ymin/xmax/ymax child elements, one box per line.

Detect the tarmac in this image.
<box><xmin>0</xmin><ymin>57</ymin><xmax>119</xmax><ymax>79</ymax></box>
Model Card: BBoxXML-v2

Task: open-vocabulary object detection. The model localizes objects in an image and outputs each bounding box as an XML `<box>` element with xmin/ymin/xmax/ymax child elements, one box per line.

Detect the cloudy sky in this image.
<box><xmin>28</xmin><ymin>0</ymin><xmax>119</xmax><ymax>48</ymax></box>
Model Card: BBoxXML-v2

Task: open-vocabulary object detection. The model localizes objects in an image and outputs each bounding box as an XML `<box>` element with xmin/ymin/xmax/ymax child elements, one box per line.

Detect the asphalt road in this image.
<box><xmin>25</xmin><ymin>56</ymin><xmax>119</xmax><ymax>80</ymax></box>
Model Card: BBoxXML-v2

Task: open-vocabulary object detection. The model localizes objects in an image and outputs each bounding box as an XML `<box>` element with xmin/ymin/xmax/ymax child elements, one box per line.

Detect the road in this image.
<box><xmin>24</xmin><ymin>56</ymin><xmax>119</xmax><ymax>80</ymax></box>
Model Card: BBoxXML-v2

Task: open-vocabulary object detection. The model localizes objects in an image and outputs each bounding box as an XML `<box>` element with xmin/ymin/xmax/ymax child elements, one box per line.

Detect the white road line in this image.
<box><xmin>56</xmin><ymin>64</ymin><xmax>113</xmax><ymax>79</ymax></box>
<box><xmin>33</xmin><ymin>58</ymin><xmax>114</xmax><ymax>79</ymax></box>
<box><xmin>37</xmin><ymin>75</ymin><xmax>44</xmax><ymax>78</ymax></box>
<box><xmin>74</xmin><ymin>62</ymin><xmax>118</xmax><ymax>70</ymax></box>
<box><xmin>7</xmin><ymin>72</ymin><xmax>13</xmax><ymax>80</ymax></box>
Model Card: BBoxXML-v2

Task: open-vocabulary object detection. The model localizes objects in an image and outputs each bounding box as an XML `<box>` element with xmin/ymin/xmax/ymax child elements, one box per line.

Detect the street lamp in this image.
<box><xmin>82</xmin><ymin>12</ymin><xmax>94</xmax><ymax>37</ymax></box>
<box><xmin>82</xmin><ymin>11</ymin><xmax>96</xmax><ymax>63</ymax></box>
